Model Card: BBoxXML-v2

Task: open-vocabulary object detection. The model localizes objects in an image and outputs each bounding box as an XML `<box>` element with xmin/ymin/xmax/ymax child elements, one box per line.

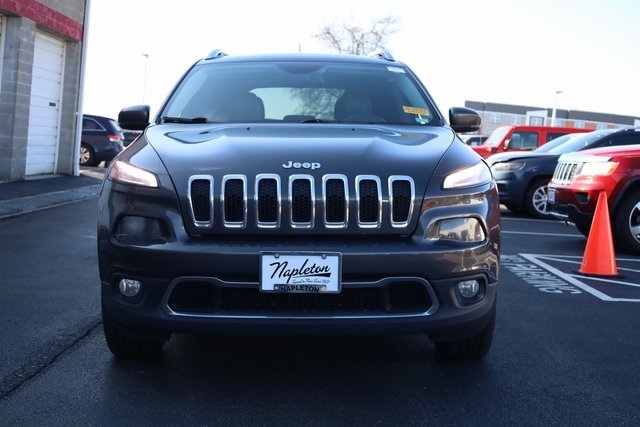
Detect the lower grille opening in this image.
<box><xmin>385</xmin><ymin>282</ymin><xmax>431</xmax><ymax>312</ymax></box>
<box><xmin>169</xmin><ymin>281</ymin><xmax>218</xmax><ymax>313</ymax></box>
<box><xmin>167</xmin><ymin>280</ymin><xmax>433</xmax><ymax>316</ymax></box>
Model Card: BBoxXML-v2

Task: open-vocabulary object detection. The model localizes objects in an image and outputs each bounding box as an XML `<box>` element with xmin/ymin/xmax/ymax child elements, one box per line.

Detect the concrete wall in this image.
<box><xmin>0</xmin><ymin>0</ymin><xmax>85</xmax><ymax>182</ymax></box>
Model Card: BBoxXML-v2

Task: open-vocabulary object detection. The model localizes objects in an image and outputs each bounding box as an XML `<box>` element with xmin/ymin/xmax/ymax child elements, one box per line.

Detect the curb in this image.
<box><xmin>0</xmin><ymin>184</ymin><xmax>102</xmax><ymax>220</ymax></box>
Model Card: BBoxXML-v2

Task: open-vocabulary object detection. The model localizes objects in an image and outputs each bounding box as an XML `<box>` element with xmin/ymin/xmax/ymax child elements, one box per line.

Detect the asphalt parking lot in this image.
<box><xmin>500</xmin><ymin>211</ymin><xmax>640</xmax><ymax>301</ymax></box>
<box><xmin>0</xmin><ymin>192</ymin><xmax>639</xmax><ymax>425</ymax></box>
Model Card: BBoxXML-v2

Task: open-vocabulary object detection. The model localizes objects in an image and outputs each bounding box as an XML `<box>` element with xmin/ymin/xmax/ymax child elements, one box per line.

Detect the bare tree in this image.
<box><xmin>314</xmin><ymin>15</ymin><xmax>400</xmax><ymax>55</ymax></box>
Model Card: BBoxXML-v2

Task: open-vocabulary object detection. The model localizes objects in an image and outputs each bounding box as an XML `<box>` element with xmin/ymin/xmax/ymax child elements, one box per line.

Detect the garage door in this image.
<box><xmin>26</xmin><ymin>32</ymin><xmax>65</xmax><ymax>176</ymax></box>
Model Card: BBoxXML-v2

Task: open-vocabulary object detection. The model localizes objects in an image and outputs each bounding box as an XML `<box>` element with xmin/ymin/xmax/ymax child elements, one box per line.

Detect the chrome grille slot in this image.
<box><xmin>188</xmin><ymin>176</ymin><xmax>213</xmax><ymax>228</ymax></box>
<box><xmin>356</xmin><ymin>176</ymin><xmax>382</xmax><ymax>228</ymax></box>
<box><xmin>389</xmin><ymin>176</ymin><xmax>414</xmax><ymax>227</ymax></box>
<box><xmin>290</xmin><ymin>175</ymin><xmax>314</xmax><ymax>228</ymax></box>
<box><xmin>256</xmin><ymin>174</ymin><xmax>281</xmax><ymax>228</ymax></box>
<box><xmin>222</xmin><ymin>175</ymin><xmax>247</xmax><ymax>228</ymax></box>
<box><xmin>323</xmin><ymin>174</ymin><xmax>348</xmax><ymax>228</ymax></box>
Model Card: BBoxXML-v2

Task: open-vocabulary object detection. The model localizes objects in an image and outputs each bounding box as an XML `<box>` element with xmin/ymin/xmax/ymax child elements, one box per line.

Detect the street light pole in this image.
<box><xmin>550</xmin><ymin>90</ymin><xmax>563</xmax><ymax>127</ymax></box>
<box><xmin>141</xmin><ymin>53</ymin><xmax>150</xmax><ymax>104</ymax></box>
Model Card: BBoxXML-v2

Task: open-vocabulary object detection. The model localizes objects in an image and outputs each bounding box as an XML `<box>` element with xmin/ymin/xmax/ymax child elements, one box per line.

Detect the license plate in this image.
<box><xmin>548</xmin><ymin>187</ymin><xmax>555</xmax><ymax>204</ymax></box>
<box><xmin>260</xmin><ymin>252</ymin><xmax>341</xmax><ymax>293</ymax></box>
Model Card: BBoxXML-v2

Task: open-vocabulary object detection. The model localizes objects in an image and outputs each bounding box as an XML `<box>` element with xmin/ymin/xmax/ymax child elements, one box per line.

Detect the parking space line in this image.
<box><xmin>503</xmin><ymin>230</ymin><xmax>583</xmax><ymax>238</ymax></box>
<box><xmin>519</xmin><ymin>253</ymin><xmax>640</xmax><ymax>302</ymax></box>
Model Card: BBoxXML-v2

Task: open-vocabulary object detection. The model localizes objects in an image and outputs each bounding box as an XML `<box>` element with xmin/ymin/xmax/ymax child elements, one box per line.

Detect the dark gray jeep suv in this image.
<box><xmin>98</xmin><ymin>49</ymin><xmax>501</xmax><ymax>360</ymax></box>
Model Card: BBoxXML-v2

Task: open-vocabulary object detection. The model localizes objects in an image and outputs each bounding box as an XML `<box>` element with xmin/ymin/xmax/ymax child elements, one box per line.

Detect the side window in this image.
<box><xmin>547</xmin><ymin>132</ymin><xmax>566</xmax><ymax>142</ymax></box>
<box><xmin>608</xmin><ymin>133</ymin><xmax>640</xmax><ymax>147</ymax></box>
<box><xmin>82</xmin><ymin>118</ymin><xmax>102</xmax><ymax>131</ymax></box>
<box><xmin>509</xmin><ymin>131</ymin><xmax>538</xmax><ymax>150</ymax></box>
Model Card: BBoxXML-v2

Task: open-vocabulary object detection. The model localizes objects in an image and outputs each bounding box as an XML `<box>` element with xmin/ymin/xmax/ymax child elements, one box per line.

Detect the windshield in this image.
<box><xmin>483</xmin><ymin>126</ymin><xmax>510</xmax><ymax>146</ymax></box>
<box><xmin>161</xmin><ymin>61</ymin><xmax>439</xmax><ymax>125</ymax></box>
<box><xmin>533</xmin><ymin>133</ymin><xmax>579</xmax><ymax>153</ymax></box>
<box><xmin>542</xmin><ymin>130</ymin><xmax>613</xmax><ymax>154</ymax></box>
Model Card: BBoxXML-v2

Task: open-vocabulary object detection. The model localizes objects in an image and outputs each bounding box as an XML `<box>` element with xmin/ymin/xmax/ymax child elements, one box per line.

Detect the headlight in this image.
<box><xmin>490</xmin><ymin>161</ymin><xmax>524</xmax><ymax>172</ymax></box>
<box><xmin>578</xmin><ymin>161</ymin><xmax>618</xmax><ymax>177</ymax></box>
<box><xmin>443</xmin><ymin>162</ymin><xmax>492</xmax><ymax>189</ymax></box>
<box><xmin>108</xmin><ymin>160</ymin><xmax>158</xmax><ymax>188</ymax></box>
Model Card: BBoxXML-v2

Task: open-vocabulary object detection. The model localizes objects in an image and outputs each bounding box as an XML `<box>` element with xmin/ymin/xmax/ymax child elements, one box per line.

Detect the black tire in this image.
<box><xmin>102</xmin><ymin>308</ymin><xmax>166</xmax><ymax>358</ymax></box>
<box><xmin>575</xmin><ymin>223</ymin><xmax>591</xmax><ymax>238</ymax></box>
<box><xmin>434</xmin><ymin>305</ymin><xmax>496</xmax><ymax>361</ymax></box>
<box><xmin>503</xmin><ymin>202</ymin><xmax>520</xmax><ymax>213</ymax></box>
<box><xmin>613</xmin><ymin>189</ymin><xmax>640</xmax><ymax>255</ymax></box>
<box><xmin>79</xmin><ymin>143</ymin><xmax>97</xmax><ymax>166</ymax></box>
<box><xmin>523</xmin><ymin>178</ymin><xmax>552</xmax><ymax>219</ymax></box>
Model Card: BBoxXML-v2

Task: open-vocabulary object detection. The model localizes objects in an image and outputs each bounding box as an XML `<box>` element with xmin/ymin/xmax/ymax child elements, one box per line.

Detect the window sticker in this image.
<box><xmin>403</xmin><ymin>106</ymin><xmax>431</xmax><ymax>124</ymax></box>
<box><xmin>403</xmin><ymin>106</ymin><xmax>430</xmax><ymax>116</ymax></box>
<box><xmin>387</xmin><ymin>66</ymin><xmax>406</xmax><ymax>73</ymax></box>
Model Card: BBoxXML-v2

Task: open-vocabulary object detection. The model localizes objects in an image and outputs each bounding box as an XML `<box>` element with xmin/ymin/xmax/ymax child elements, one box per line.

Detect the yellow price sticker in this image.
<box><xmin>403</xmin><ymin>106</ymin><xmax>431</xmax><ymax>116</ymax></box>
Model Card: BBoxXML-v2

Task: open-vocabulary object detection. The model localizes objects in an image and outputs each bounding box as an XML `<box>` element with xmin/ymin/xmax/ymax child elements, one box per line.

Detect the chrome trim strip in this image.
<box><xmin>162</xmin><ymin>276</ymin><xmax>440</xmax><ymax>319</ymax></box>
<box><xmin>389</xmin><ymin>175</ymin><xmax>415</xmax><ymax>228</ymax></box>
<box><xmin>188</xmin><ymin>175</ymin><xmax>214</xmax><ymax>228</ymax></box>
<box><xmin>322</xmin><ymin>174</ymin><xmax>349</xmax><ymax>228</ymax></box>
<box><xmin>289</xmin><ymin>174</ymin><xmax>315</xmax><ymax>228</ymax></box>
<box><xmin>255</xmin><ymin>173</ymin><xmax>281</xmax><ymax>228</ymax></box>
<box><xmin>221</xmin><ymin>175</ymin><xmax>247</xmax><ymax>229</ymax></box>
<box><xmin>355</xmin><ymin>175</ymin><xmax>382</xmax><ymax>228</ymax></box>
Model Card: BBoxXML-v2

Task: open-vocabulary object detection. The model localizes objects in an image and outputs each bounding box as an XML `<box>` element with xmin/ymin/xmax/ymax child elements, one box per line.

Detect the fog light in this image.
<box><xmin>119</xmin><ymin>278</ymin><xmax>142</xmax><ymax>297</ymax></box>
<box><xmin>427</xmin><ymin>217</ymin><xmax>485</xmax><ymax>242</ymax></box>
<box><xmin>457</xmin><ymin>280</ymin><xmax>480</xmax><ymax>299</ymax></box>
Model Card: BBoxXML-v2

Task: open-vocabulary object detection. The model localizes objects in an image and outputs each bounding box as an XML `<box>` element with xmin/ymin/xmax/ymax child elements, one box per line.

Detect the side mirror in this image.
<box><xmin>449</xmin><ymin>107</ymin><xmax>481</xmax><ymax>133</ymax></box>
<box><xmin>118</xmin><ymin>105</ymin><xmax>150</xmax><ymax>131</ymax></box>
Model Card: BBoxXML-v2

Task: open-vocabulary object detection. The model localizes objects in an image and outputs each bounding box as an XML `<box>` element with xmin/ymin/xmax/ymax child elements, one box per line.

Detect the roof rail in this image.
<box><xmin>205</xmin><ymin>49</ymin><xmax>229</xmax><ymax>60</ymax></box>
<box><xmin>368</xmin><ymin>49</ymin><xmax>395</xmax><ymax>62</ymax></box>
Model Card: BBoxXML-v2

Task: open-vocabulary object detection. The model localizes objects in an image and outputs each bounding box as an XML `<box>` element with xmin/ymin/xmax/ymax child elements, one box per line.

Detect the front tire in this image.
<box><xmin>434</xmin><ymin>305</ymin><xmax>496</xmax><ymax>361</ymax></box>
<box><xmin>524</xmin><ymin>178</ymin><xmax>552</xmax><ymax>219</ymax></box>
<box><xmin>613</xmin><ymin>189</ymin><xmax>640</xmax><ymax>255</ymax></box>
<box><xmin>102</xmin><ymin>307</ymin><xmax>166</xmax><ymax>358</ymax></box>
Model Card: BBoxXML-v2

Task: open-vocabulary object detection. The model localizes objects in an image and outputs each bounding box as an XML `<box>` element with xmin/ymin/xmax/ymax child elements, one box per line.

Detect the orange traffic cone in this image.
<box><xmin>578</xmin><ymin>191</ymin><xmax>619</xmax><ymax>277</ymax></box>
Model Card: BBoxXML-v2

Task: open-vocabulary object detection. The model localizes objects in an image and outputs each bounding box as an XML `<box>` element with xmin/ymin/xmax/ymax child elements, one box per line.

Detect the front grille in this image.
<box><xmin>188</xmin><ymin>174</ymin><xmax>415</xmax><ymax>230</ymax></box>
<box><xmin>167</xmin><ymin>280</ymin><xmax>433</xmax><ymax>316</ymax></box>
<box><xmin>553</xmin><ymin>161</ymin><xmax>582</xmax><ymax>185</ymax></box>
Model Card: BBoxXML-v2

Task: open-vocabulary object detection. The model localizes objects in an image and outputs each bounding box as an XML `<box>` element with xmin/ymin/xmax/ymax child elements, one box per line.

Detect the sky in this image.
<box><xmin>83</xmin><ymin>0</ymin><xmax>640</xmax><ymax>121</ymax></box>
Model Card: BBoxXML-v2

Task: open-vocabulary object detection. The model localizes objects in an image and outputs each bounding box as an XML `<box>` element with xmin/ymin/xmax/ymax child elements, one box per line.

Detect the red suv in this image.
<box><xmin>548</xmin><ymin>133</ymin><xmax>640</xmax><ymax>254</ymax></box>
<box><xmin>472</xmin><ymin>125</ymin><xmax>590</xmax><ymax>159</ymax></box>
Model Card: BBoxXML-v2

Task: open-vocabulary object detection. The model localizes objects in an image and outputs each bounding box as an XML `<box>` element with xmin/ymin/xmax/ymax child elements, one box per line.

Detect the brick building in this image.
<box><xmin>0</xmin><ymin>0</ymin><xmax>87</xmax><ymax>182</ymax></box>
<box><xmin>465</xmin><ymin>100</ymin><xmax>640</xmax><ymax>137</ymax></box>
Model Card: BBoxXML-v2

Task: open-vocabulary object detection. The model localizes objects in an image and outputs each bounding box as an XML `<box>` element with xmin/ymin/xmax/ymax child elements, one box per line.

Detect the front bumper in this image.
<box><xmin>547</xmin><ymin>184</ymin><xmax>598</xmax><ymax>228</ymax></box>
<box><xmin>98</xmin><ymin>177</ymin><xmax>500</xmax><ymax>341</ymax></box>
<box><xmin>493</xmin><ymin>171</ymin><xmax>525</xmax><ymax>209</ymax></box>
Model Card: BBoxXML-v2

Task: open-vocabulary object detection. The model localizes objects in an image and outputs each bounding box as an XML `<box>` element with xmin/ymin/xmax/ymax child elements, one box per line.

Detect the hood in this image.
<box><xmin>145</xmin><ymin>123</ymin><xmax>456</xmax><ymax>186</ymax></box>
<box><xmin>486</xmin><ymin>151</ymin><xmax>557</xmax><ymax>165</ymax></box>
<box><xmin>142</xmin><ymin>123</ymin><xmax>458</xmax><ymax>236</ymax></box>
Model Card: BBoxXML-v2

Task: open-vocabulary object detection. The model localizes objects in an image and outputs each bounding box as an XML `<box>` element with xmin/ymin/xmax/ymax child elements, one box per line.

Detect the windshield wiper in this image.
<box><xmin>162</xmin><ymin>116</ymin><xmax>209</xmax><ymax>124</ymax></box>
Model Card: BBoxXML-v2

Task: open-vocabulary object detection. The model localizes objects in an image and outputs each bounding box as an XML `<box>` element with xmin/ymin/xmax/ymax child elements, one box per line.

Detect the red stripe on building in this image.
<box><xmin>0</xmin><ymin>0</ymin><xmax>84</xmax><ymax>41</ymax></box>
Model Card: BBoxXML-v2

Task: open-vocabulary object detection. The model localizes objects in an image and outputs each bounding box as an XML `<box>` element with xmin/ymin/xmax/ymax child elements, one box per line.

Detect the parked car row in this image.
<box><xmin>548</xmin><ymin>142</ymin><xmax>640</xmax><ymax>255</ymax></box>
<box><xmin>80</xmin><ymin>114</ymin><xmax>142</xmax><ymax>167</ymax></box>
<box><xmin>472</xmin><ymin>125</ymin><xmax>591</xmax><ymax>158</ymax></box>
<box><xmin>485</xmin><ymin>125</ymin><xmax>640</xmax><ymax>254</ymax></box>
<box><xmin>487</xmin><ymin>128</ymin><xmax>640</xmax><ymax>218</ymax></box>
